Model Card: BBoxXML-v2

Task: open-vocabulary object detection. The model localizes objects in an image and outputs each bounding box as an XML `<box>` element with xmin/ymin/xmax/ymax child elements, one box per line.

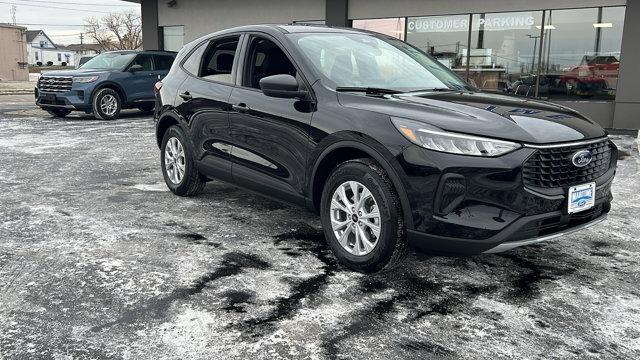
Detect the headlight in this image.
<box><xmin>73</xmin><ymin>76</ymin><xmax>99</xmax><ymax>83</ymax></box>
<box><xmin>391</xmin><ymin>117</ymin><xmax>521</xmax><ymax>156</ymax></box>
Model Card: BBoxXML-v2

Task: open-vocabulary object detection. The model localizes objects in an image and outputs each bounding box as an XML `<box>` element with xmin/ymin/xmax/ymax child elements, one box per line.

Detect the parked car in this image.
<box><xmin>35</xmin><ymin>50</ymin><xmax>176</xmax><ymax>120</ymax></box>
<box><xmin>560</xmin><ymin>55</ymin><xmax>620</xmax><ymax>98</ymax></box>
<box><xmin>154</xmin><ymin>25</ymin><xmax>617</xmax><ymax>272</ymax></box>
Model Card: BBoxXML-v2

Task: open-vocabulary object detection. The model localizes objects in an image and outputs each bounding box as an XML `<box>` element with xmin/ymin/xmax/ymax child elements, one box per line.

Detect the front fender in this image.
<box><xmin>308</xmin><ymin>132</ymin><xmax>415</xmax><ymax>230</ymax></box>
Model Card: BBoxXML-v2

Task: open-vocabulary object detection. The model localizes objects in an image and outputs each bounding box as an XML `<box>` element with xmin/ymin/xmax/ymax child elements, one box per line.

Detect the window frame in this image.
<box><xmin>179</xmin><ymin>33</ymin><xmax>244</xmax><ymax>86</ymax></box>
<box><xmin>235</xmin><ymin>31</ymin><xmax>315</xmax><ymax>101</ymax></box>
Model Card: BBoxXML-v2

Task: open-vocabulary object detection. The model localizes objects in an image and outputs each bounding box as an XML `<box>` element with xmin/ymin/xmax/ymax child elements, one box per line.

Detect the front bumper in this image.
<box><xmin>398</xmin><ymin>139</ymin><xmax>617</xmax><ymax>254</ymax></box>
<box><xmin>483</xmin><ymin>214</ymin><xmax>607</xmax><ymax>253</ymax></box>
<box><xmin>35</xmin><ymin>85</ymin><xmax>93</xmax><ymax>111</ymax></box>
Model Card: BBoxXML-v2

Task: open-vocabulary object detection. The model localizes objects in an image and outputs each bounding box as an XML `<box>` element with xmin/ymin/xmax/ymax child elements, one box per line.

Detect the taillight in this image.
<box><xmin>154</xmin><ymin>81</ymin><xmax>163</xmax><ymax>94</ymax></box>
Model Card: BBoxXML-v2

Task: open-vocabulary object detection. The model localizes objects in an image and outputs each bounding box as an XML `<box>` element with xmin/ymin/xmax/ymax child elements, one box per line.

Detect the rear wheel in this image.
<box><xmin>46</xmin><ymin>109</ymin><xmax>71</xmax><ymax>117</ymax></box>
<box><xmin>320</xmin><ymin>158</ymin><xmax>407</xmax><ymax>273</ymax></box>
<box><xmin>92</xmin><ymin>88</ymin><xmax>121</xmax><ymax>120</ymax></box>
<box><xmin>160</xmin><ymin>125</ymin><xmax>206</xmax><ymax>196</ymax></box>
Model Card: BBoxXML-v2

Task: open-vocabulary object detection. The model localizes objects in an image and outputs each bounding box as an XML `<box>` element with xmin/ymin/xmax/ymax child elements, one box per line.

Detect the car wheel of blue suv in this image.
<box><xmin>320</xmin><ymin>158</ymin><xmax>407</xmax><ymax>273</ymax></box>
<box><xmin>92</xmin><ymin>88</ymin><xmax>122</xmax><ymax>120</ymax></box>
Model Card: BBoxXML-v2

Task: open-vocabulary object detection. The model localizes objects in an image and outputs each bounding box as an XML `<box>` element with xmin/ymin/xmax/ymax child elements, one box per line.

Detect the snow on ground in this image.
<box><xmin>1</xmin><ymin>97</ymin><xmax>639</xmax><ymax>359</ymax></box>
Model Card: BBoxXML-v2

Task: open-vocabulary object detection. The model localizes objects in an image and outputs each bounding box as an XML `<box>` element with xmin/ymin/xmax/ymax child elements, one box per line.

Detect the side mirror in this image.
<box><xmin>129</xmin><ymin>64</ymin><xmax>143</xmax><ymax>73</ymax></box>
<box><xmin>259</xmin><ymin>74</ymin><xmax>307</xmax><ymax>99</ymax></box>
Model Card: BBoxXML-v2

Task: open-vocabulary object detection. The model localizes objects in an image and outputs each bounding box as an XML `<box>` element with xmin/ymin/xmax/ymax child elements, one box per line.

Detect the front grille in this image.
<box><xmin>38</xmin><ymin>76</ymin><xmax>73</xmax><ymax>92</ymax></box>
<box><xmin>523</xmin><ymin>139</ymin><xmax>611</xmax><ymax>189</ymax></box>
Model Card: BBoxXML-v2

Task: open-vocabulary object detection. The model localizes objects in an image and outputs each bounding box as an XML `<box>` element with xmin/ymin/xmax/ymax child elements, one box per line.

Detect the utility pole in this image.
<box><xmin>527</xmin><ymin>34</ymin><xmax>541</xmax><ymax>73</ymax></box>
<box><xmin>80</xmin><ymin>33</ymin><xmax>84</xmax><ymax>45</ymax></box>
<box><xmin>10</xmin><ymin>5</ymin><xmax>17</xmax><ymax>25</ymax></box>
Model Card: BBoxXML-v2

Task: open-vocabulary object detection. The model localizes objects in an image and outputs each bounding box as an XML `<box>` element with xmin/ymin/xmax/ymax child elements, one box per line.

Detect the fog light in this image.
<box><xmin>434</xmin><ymin>173</ymin><xmax>466</xmax><ymax>216</ymax></box>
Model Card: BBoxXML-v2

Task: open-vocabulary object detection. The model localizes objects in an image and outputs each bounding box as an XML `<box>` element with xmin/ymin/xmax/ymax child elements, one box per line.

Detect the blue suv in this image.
<box><xmin>35</xmin><ymin>50</ymin><xmax>176</xmax><ymax>120</ymax></box>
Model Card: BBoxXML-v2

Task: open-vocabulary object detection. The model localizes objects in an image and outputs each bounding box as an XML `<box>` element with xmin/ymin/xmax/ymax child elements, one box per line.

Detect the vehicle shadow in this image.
<box><xmin>51</xmin><ymin>110</ymin><xmax>153</xmax><ymax>122</ymax></box>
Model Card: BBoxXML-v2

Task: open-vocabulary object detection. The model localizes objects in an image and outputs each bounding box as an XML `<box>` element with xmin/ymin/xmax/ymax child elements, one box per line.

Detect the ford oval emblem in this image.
<box><xmin>572</xmin><ymin>150</ymin><xmax>593</xmax><ymax>167</ymax></box>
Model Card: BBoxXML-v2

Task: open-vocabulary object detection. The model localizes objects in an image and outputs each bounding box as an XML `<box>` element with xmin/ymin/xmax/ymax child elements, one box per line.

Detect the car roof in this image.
<box><xmin>275</xmin><ymin>24</ymin><xmax>371</xmax><ymax>34</ymax></box>
<box><xmin>100</xmin><ymin>50</ymin><xmax>177</xmax><ymax>55</ymax></box>
<box><xmin>183</xmin><ymin>24</ymin><xmax>392</xmax><ymax>56</ymax></box>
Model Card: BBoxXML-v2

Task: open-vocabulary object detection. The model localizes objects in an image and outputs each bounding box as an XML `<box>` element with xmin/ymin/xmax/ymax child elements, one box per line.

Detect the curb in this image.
<box><xmin>0</xmin><ymin>90</ymin><xmax>35</xmax><ymax>96</ymax></box>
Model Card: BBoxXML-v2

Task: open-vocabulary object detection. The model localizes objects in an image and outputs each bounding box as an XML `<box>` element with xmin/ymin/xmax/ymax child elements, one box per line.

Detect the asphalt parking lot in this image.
<box><xmin>1</xmin><ymin>94</ymin><xmax>639</xmax><ymax>359</ymax></box>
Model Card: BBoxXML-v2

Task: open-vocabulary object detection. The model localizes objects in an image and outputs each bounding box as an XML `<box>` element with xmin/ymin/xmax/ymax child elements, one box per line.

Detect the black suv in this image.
<box><xmin>154</xmin><ymin>25</ymin><xmax>616</xmax><ymax>272</ymax></box>
<box><xmin>36</xmin><ymin>51</ymin><xmax>175</xmax><ymax>120</ymax></box>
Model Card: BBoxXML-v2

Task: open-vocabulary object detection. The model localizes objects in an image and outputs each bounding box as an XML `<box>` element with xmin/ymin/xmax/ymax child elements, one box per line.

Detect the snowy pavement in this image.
<box><xmin>1</xmin><ymin>96</ymin><xmax>639</xmax><ymax>359</ymax></box>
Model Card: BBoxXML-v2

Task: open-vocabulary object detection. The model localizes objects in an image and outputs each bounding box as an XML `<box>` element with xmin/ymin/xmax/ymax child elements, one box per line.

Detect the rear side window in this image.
<box><xmin>154</xmin><ymin>55</ymin><xmax>175</xmax><ymax>70</ymax></box>
<box><xmin>182</xmin><ymin>42</ymin><xmax>208</xmax><ymax>76</ymax></box>
<box><xmin>199</xmin><ymin>36</ymin><xmax>240</xmax><ymax>84</ymax></box>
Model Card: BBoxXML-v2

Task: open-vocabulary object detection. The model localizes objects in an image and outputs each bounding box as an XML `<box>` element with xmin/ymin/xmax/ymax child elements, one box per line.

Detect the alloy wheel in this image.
<box><xmin>164</xmin><ymin>137</ymin><xmax>186</xmax><ymax>184</ymax></box>
<box><xmin>100</xmin><ymin>94</ymin><xmax>118</xmax><ymax>116</ymax></box>
<box><xmin>330</xmin><ymin>180</ymin><xmax>381</xmax><ymax>256</ymax></box>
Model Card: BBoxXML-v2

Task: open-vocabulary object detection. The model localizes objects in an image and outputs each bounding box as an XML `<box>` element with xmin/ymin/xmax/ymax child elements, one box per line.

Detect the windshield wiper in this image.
<box><xmin>404</xmin><ymin>87</ymin><xmax>458</xmax><ymax>93</ymax></box>
<box><xmin>335</xmin><ymin>87</ymin><xmax>404</xmax><ymax>95</ymax></box>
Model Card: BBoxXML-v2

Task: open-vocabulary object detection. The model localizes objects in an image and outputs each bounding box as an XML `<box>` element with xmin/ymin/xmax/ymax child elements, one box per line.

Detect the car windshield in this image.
<box><xmin>80</xmin><ymin>52</ymin><xmax>137</xmax><ymax>70</ymax></box>
<box><xmin>288</xmin><ymin>32</ymin><xmax>471</xmax><ymax>92</ymax></box>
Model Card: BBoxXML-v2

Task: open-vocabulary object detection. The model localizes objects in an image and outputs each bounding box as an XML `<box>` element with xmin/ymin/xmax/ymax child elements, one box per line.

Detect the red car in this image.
<box><xmin>560</xmin><ymin>55</ymin><xmax>619</xmax><ymax>98</ymax></box>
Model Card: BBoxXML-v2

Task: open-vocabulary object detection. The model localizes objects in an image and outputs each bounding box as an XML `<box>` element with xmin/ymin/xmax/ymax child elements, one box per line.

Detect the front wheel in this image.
<box><xmin>46</xmin><ymin>109</ymin><xmax>71</xmax><ymax>117</ymax></box>
<box><xmin>92</xmin><ymin>88</ymin><xmax>121</xmax><ymax>120</ymax></box>
<box><xmin>160</xmin><ymin>125</ymin><xmax>206</xmax><ymax>196</ymax></box>
<box><xmin>320</xmin><ymin>158</ymin><xmax>407</xmax><ymax>273</ymax></box>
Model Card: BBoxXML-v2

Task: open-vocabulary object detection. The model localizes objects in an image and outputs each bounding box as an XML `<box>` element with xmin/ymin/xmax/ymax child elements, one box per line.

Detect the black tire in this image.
<box><xmin>92</xmin><ymin>88</ymin><xmax>121</xmax><ymax>120</ymax></box>
<box><xmin>320</xmin><ymin>158</ymin><xmax>407</xmax><ymax>273</ymax></box>
<box><xmin>46</xmin><ymin>109</ymin><xmax>71</xmax><ymax>117</ymax></box>
<box><xmin>160</xmin><ymin>125</ymin><xmax>206</xmax><ymax>196</ymax></box>
<box><xmin>137</xmin><ymin>104</ymin><xmax>155</xmax><ymax>113</ymax></box>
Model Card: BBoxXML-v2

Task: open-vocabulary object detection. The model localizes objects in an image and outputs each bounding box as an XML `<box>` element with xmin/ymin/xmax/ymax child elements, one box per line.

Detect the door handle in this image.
<box><xmin>179</xmin><ymin>91</ymin><xmax>192</xmax><ymax>101</ymax></box>
<box><xmin>232</xmin><ymin>103</ymin><xmax>250</xmax><ymax>113</ymax></box>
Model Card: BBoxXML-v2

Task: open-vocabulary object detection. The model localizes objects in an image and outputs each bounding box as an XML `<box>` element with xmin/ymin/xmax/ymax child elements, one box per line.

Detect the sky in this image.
<box><xmin>0</xmin><ymin>0</ymin><xmax>141</xmax><ymax>45</ymax></box>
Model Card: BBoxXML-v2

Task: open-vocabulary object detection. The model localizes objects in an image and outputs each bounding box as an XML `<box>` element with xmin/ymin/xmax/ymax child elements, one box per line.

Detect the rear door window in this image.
<box><xmin>199</xmin><ymin>36</ymin><xmax>240</xmax><ymax>84</ymax></box>
<box><xmin>154</xmin><ymin>55</ymin><xmax>175</xmax><ymax>70</ymax></box>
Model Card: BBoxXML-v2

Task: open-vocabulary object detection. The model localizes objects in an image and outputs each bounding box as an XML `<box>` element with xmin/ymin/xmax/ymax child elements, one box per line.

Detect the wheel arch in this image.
<box><xmin>309</xmin><ymin>140</ymin><xmax>414</xmax><ymax>230</ymax></box>
<box><xmin>155</xmin><ymin>111</ymin><xmax>181</xmax><ymax>148</ymax></box>
<box><xmin>91</xmin><ymin>82</ymin><xmax>127</xmax><ymax>105</ymax></box>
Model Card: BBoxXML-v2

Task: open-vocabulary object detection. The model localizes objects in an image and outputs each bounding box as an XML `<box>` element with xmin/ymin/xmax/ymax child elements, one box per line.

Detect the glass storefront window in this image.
<box><xmin>163</xmin><ymin>25</ymin><xmax>184</xmax><ymax>52</ymax></box>
<box><xmin>540</xmin><ymin>8</ymin><xmax>599</xmax><ymax>100</ymax></box>
<box><xmin>600</xmin><ymin>7</ymin><xmax>625</xmax><ymax>53</ymax></box>
<box><xmin>354</xmin><ymin>6</ymin><xmax>625</xmax><ymax>101</ymax></box>
<box><xmin>539</xmin><ymin>7</ymin><xmax>624</xmax><ymax>100</ymax></box>
<box><xmin>352</xmin><ymin>18</ymin><xmax>405</xmax><ymax>40</ymax></box>
<box><xmin>406</xmin><ymin>15</ymin><xmax>470</xmax><ymax>75</ymax></box>
<box><xmin>469</xmin><ymin>11</ymin><xmax>544</xmax><ymax>93</ymax></box>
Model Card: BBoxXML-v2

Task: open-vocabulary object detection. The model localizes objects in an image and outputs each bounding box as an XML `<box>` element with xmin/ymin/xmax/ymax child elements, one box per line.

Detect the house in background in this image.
<box><xmin>0</xmin><ymin>24</ymin><xmax>29</xmax><ymax>81</ymax></box>
<box><xmin>26</xmin><ymin>30</ymin><xmax>74</xmax><ymax>66</ymax></box>
<box><xmin>64</xmin><ymin>43</ymin><xmax>104</xmax><ymax>61</ymax></box>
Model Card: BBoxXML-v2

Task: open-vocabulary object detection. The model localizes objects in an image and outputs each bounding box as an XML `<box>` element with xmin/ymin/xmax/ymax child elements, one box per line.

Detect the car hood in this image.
<box><xmin>41</xmin><ymin>68</ymin><xmax>108</xmax><ymax>77</ymax></box>
<box><xmin>337</xmin><ymin>91</ymin><xmax>606</xmax><ymax>144</ymax></box>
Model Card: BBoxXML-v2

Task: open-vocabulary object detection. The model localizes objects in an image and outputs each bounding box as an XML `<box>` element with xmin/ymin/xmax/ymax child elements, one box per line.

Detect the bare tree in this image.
<box><xmin>84</xmin><ymin>11</ymin><xmax>143</xmax><ymax>51</ymax></box>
